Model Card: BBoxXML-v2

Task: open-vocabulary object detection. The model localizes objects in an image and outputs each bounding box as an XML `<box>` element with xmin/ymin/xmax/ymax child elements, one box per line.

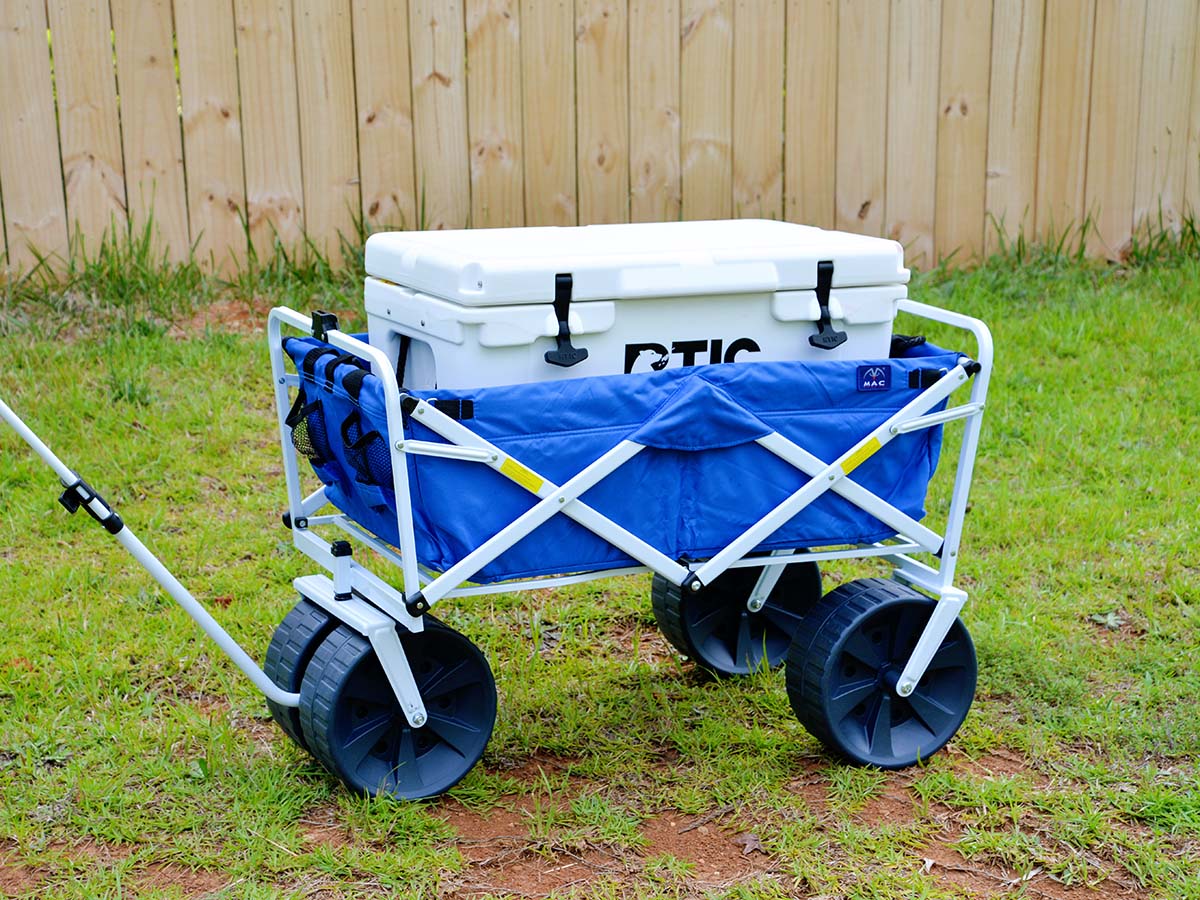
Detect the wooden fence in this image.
<box><xmin>1</xmin><ymin>0</ymin><xmax>1199</xmax><ymax>277</ymax></box>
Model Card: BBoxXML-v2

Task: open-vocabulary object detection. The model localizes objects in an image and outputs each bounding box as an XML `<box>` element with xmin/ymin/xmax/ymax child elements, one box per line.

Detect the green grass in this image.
<box><xmin>0</xmin><ymin>231</ymin><xmax>1199</xmax><ymax>898</ymax></box>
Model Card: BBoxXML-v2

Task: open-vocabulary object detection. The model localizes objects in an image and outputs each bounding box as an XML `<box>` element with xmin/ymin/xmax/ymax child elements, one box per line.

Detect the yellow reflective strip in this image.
<box><xmin>842</xmin><ymin>437</ymin><xmax>882</xmax><ymax>475</ymax></box>
<box><xmin>499</xmin><ymin>457</ymin><xmax>544</xmax><ymax>494</ymax></box>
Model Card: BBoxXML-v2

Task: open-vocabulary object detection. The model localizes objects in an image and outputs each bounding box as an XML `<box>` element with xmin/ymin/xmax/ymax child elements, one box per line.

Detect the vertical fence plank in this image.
<box><xmin>352</xmin><ymin>0</ymin><xmax>417</xmax><ymax>231</ymax></box>
<box><xmin>175</xmin><ymin>0</ymin><xmax>247</xmax><ymax>274</ymax></box>
<box><xmin>681</xmin><ymin>0</ymin><xmax>733</xmax><ymax>220</ymax></box>
<box><xmin>520</xmin><ymin>0</ymin><xmax>576</xmax><ymax>226</ymax></box>
<box><xmin>47</xmin><ymin>0</ymin><xmax>126</xmax><ymax>257</ymax></box>
<box><xmin>1036</xmin><ymin>0</ymin><xmax>1095</xmax><ymax>237</ymax></box>
<box><xmin>934</xmin><ymin>0</ymin><xmax>993</xmax><ymax>263</ymax></box>
<box><xmin>111</xmin><ymin>0</ymin><xmax>190</xmax><ymax>262</ymax></box>
<box><xmin>984</xmin><ymin>0</ymin><xmax>1044</xmax><ymax>251</ymax></box>
<box><xmin>732</xmin><ymin>0</ymin><xmax>784</xmax><ymax>219</ymax></box>
<box><xmin>233</xmin><ymin>0</ymin><xmax>304</xmax><ymax>258</ymax></box>
<box><xmin>409</xmin><ymin>0</ymin><xmax>470</xmax><ymax>230</ymax></box>
<box><xmin>0</xmin><ymin>0</ymin><xmax>68</xmax><ymax>272</ymax></box>
<box><xmin>784</xmin><ymin>0</ymin><xmax>837</xmax><ymax>228</ymax></box>
<box><xmin>836</xmin><ymin>0</ymin><xmax>889</xmax><ymax>235</ymax></box>
<box><xmin>1189</xmin><ymin>10</ymin><xmax>1200</xmax><ymax>218</ymax></box>
<box><xmin>629</xmin><ymin>0</ymin><xmax>680</xmax><ymax>222</ymax></box>
<box><xmin>1134</xmin><ymin>0</ymin><xmax>1198</xmax><ymax>234</ymax></box>
<box><xmin>295</xmin><ymin>0</ymin><xmax>360</xmax><ymax>258</ymax></box>
<box><xmin>467</xmin><ymin>0</ymin><xmax>524</xmax><ymax>228</ymax></box>
<box><xmin>1084</xmin><ymin>0</ymin><xmax>1146</xmax><ymax>257</ymax></box>
<box><xmin>885</xmin><ymin>0</ymin><xmax>941</xmax><ymax>268</ymax></box>
<box><xmin>576</xmin><ymin>0</ymin><xmax>629</xmax><ymax>223</ymax></box>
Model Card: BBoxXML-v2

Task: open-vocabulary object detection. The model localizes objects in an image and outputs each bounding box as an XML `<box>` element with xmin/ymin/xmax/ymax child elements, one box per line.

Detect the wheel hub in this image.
<box><xmin>881</xmin><ymin>666</ymin><xmax>902</xmax><ymax>694</ymax></box>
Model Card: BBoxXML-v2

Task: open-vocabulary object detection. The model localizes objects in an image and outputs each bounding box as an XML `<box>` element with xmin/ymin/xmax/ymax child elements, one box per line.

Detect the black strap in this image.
<box><xmin>284</xmin><ymin>389</ymin><xmax>317</xmax><ymax>428</ymax></box>
<box><xmin>340</xmin><ymin>411</ymin><xmax>386</xmax><ymax>485</ymax></box>
<box><xmin>323</xmin><ymin>353</ymin><xmax>360</xmax><ymax>391</ymax></box>
<box><xmin>300</xmin><ymin>346</ymin><xmax>339</xmax><ymax>379</ymax></box>
<box><xmin>343</xmin><ymin>367</ymin><xmax>368</xmax><ymax>401</ymax></box>
<box><xmin>909</xmin><ymin>368</ymin><xmax>945</xmax><ymax>389</ymax></box>
<box><xmin>432</xmin><ymin>398</ymin><xmax>474</xmax><ymax>420</ymax></box>
<box><xmin>396</xmin><ymin>334</ymin><xmax>412</xmax><ymax>390</ymax></box>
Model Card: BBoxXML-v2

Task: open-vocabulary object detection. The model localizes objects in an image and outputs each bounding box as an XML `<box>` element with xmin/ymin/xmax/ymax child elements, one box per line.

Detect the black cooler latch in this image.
<box><xmin>544</xmin><ymin>273</ymin><xmax>589</xmax><ymax>368</ymax></box>
<box><xmin>808</xmin><ymin>260</ymin><xmax>847</xmax><ymax>351</ymax></box>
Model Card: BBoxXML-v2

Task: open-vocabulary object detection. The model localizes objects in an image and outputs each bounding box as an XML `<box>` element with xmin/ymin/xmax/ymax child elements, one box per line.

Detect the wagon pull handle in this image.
<box><xmin>808</xmin><ymin>259</ymin><xmax>848</xmax><ymax>351</ymax></box>
<box><xmin>0</xmin><ymin>395</ymin><xmax>301</xmax><ymax>710</ymax></box>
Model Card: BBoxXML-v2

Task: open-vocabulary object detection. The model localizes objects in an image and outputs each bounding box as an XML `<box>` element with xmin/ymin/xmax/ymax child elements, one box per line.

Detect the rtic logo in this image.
<box><xmin>857</xmin><ymin>364</ymin><xmax>891</xmax><ymax>392</ymax></box>
<box><xmin>624</xmin><ymin>338</ymin><xmax>761</xmax><ymax>374</ymax></box>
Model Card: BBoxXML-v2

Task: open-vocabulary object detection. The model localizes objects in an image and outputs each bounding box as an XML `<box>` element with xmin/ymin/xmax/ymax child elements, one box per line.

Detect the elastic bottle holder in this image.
<box><xmin>286</xmin><ymin>390</ymin><xmax>332</xmax><ymax>465</ymax></box>
<box><xmin>341</xmin><ymin>411</ymin><xmax>393</xmax><ymax>487</ymax></box>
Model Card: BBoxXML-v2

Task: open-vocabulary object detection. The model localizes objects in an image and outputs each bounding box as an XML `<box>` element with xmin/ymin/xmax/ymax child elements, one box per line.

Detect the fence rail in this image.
<box><xmin>1</xmin><ymin>0</ymin><xmax>1198</xmax><ymax>276</ymax></box>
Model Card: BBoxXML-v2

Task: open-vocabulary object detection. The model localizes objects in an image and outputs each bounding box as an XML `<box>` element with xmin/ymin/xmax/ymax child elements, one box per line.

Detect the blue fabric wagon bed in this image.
<box><xmin>283</xmin><ymin>337</ymin><xmax>956</xmax><ymax>584</ymax></box>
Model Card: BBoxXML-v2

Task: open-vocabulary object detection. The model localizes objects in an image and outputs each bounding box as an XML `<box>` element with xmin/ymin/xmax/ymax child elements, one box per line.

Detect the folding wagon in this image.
<box><xmin>1</xmin><ymin>220</ymin><xmax>992</xmax><ymax>800</ymax></box>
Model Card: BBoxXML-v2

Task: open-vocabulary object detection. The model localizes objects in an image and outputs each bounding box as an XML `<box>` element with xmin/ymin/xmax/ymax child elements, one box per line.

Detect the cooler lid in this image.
<box><xmin>364</xmin><ymin>219</ymin><xmax>908</xmax><ymax>307</ymax></box>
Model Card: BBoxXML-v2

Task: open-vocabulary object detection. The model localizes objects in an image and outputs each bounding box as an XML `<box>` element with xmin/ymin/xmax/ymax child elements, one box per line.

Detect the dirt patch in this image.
<box><xmin>440</xmin><ymin>796</ymin><xmax>623</xmax><ymax>896</ymax></box>
<box><xmin>855</xmin><ymin>790</ymin><xmax>919</xmax><ymax>828</ymax></box>
<box><xmin>441</xmin><ymin>802</ymin><xmax>777</xmax><ymax>897</ymax></box>
<box><xmin>298</xmin><ymin>803</ymin><xmax>352</xmax><ymax>850</ymax></box>
<box><xmin>921</xmin><ymin>832</ymin><xmax>1148</xmax><ymax>900</ymax></box>
<box><xmin>167</xmin><ymin>297</ymin><xmax>272</xmax><ymax>339</ymax></box>
<box><xmin>2</xmin><ymin>841</ymin><xmax>224</xmax><ymax>899</ymax></box>
<box><xmin>46</xmin><ymin>837</ymin><xmax>134</xmax><ymax>863</ymax></box>
<box><xmin>490</xmin><ymin>751</ymin><xmax>585</xmax><ymax>784</ymax></box>
<box><xmin>439</xmin><ymin>797</ymin><xmax>537</xmax><ymax>855</ymax></box>
<box><xmin>641</xmin><ymin>813</ymin><xmax>774</xmax><ymax>883</ymax></box>
<box><xmin>451</xmin><ymin>846</ymin><xmax>623</xmax><ymax>897</ymax></box>
<box><xmin>951</xmin><ymin>747</ymin><xmax>1055</xmax><ymax>791</ymax></box>
<box><xmin>784</xmin><ymin>759</ymin><xmax>831</xmax><ymax>814</ymax></box>
<box><xmin>133</xmin><ymin>863</ymin><xmax>228</xmax><ymax>897</ymax></box>
<box><xmin>0</xmin><ymin>853</ymin><xmax>44</xmax><ymax>899</ymax></box>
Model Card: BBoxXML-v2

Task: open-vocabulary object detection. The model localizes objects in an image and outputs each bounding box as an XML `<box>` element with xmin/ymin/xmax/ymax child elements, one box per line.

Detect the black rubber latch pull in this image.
<box><xmin>544</xmin><ymin>273</ymin><xmax>589</xmax><ymax>368</ymax></box>
<box><xmin>312</xmin><ymin>310</ymin><xmax>339</xmax><ymax>342</ymax></box>
<box><xmin>808</xmin><ymin>260</ymin><xmax>848</xmax><ymax>351</ymax></box>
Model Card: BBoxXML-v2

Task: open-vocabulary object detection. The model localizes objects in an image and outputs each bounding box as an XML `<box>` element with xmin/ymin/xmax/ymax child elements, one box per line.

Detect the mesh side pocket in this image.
<box><xmin>341</xmin><ymin>411</ymin><xmax>393</xmax><ymax>487</ymax></box>
<box><xmin>286</xmin><ymin>389</ymin><xmax>331</xmax><ymax>465</ymax></box>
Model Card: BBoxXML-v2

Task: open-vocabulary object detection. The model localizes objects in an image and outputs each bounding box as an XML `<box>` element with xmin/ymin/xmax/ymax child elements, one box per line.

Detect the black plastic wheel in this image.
<box><xmin>652</xmin><ymin>560</ymin><xmax>822</xmax><ymax>675</ymax></box>
<box><xmin>786</xmin><ymin>578</ymin><xmax>976</xmax><ymax>768</ymax></box>
<box><xmin>299</xmin><ymin>619</ymin><xmax>497</xmax><ymax>799</ymax></box>
<box><xmin>263</xmin><ymin>598</ymin><xmax>338</xmax><ymax>752</ymax></box>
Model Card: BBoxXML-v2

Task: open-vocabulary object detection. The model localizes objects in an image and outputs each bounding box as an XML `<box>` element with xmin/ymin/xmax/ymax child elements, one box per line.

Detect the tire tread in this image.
<box><xmin>264</xmin><ymin>598</ymin><xmax>337</xmax><ymax>752</ymax></box>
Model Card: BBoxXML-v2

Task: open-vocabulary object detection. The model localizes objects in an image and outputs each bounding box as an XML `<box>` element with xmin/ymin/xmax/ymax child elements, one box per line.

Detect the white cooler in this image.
<box><xmin>363</xmin><ymin>219</ymin><xmax>910</xmax><ymax>390</ymax></box>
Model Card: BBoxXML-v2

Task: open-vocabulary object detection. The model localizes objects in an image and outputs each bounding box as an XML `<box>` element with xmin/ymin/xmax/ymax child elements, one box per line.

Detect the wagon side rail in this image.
<box><xmin>267</xmin><ymin>306</ymin><xmax>425</xmax><ymax>630</ymax></box>
<box><xmin>885</xmin><ymin>298</ymin><xmax>992</xmax><ymax>696</ymax></box>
